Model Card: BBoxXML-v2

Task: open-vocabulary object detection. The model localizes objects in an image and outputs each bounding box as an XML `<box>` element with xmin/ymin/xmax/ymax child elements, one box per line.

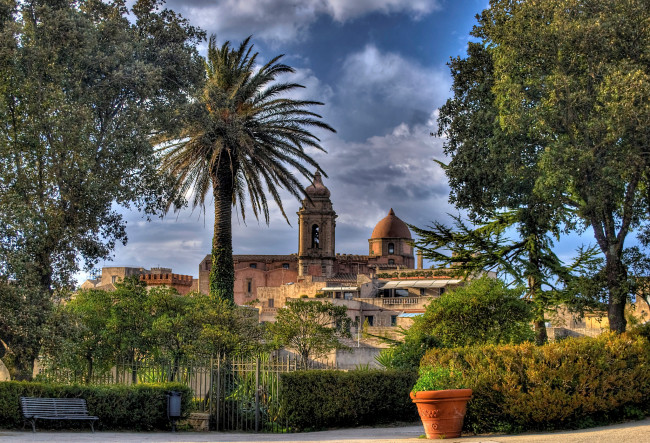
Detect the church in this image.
<box><xmin>197</xmin><ymin>172</ymin><xmax>424</xmax><ymax>305</ymax></box>
<box><xmin>197</xmin><ymin>172</ymin><xmax>464</xmax><ymax>335</ymax></box>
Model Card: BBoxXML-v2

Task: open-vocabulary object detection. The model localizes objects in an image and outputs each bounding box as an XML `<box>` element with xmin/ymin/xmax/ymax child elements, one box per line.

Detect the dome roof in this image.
<box><xmin>305</xmin><ymin>171</ymin><xmax>330</xmax><ymax>198</ymax></box>
<box><xmin>371</xmin><ymin>209</ymin><xmax>411</xmax><ymax>239</ymax></box>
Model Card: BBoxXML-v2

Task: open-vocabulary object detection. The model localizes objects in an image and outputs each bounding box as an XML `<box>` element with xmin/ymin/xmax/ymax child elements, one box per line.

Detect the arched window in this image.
<box><xmin>388</xmin><ymin>259</ymin><xmax>395</xmax><ymax>265</ymax></box>
<box><xmin>282</xmin><ymin>263</ymin><xmax>290</xmax><ymax>269</ymax></box>
<box><xmin>388</xmin><ymin>242</ymin><xmax>395</xmax><ymax>254</ymax></box>
<box><xmin>311</xmin><ymin>224</ymin><xmax>320</xmax><ymax>248</ymax></box>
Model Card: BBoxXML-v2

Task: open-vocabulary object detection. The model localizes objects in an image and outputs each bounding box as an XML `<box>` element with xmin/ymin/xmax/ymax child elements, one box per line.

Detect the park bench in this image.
<box><xmin>20</xmin><ymin>397</ymin><xmax>99</xmax><ymax>432</ymax></box>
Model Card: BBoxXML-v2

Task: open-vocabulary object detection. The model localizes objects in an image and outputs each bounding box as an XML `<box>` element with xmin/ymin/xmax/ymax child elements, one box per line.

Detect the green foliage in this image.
<box><xmin>433</xmin><ymin>28</ymin><xmax>605</xmax><ymax>345</ymax></box>
<box><xmin>158</xmin><ymin>35</ymin><xmax>334</xmax><ymax>302</ymax></box>
<box><xmin>40</xmin><ymin>285</ymin><xmax>266</xmax><ymax>381</ymax></box>
<box><xmin>412</xmin><ymin>366</ymin><xmax>466</xmax><ymax>393</ymax></box>
<box><xmin>269</xmin><ymin>300</ymin><xmax>351</xmax><ymax>368</ymax></box>
<box><xmin>279</xmin><ymin>370</ymin><xmax>418</xmax><ymax>431</ymax></box>
<box><xmin>409</xmin><ymin>277</ymin><xmax>534</xmax><ymax>348</ymax></box>
<box><xmin>420</xmin><ymin>333</ymin><xmax>650</xmax><ymax>433</ymax></box>
<box><xmin>0</xmin><ymin>0</ymin><xmax>204</xmax><ymax>379</ymax></box>
<box><xmin>192</xmin><ymin>296</ymin><xmax>266</xmax><ymax>358</ymax></box>
<box><xmin>375</xmin><ymin>334</ymin><xmax>442</xmax><ymax>371</ymax></box>
<box><xmin>474</xmin><ymin>0</ymin><xmax>650</xmax><ymax>332</ymax></box>
<box><xmin>0</xmin><ymin>381</ymin><xmax>192</xmax><ymax>430</ymax></box>
<box><xmin>0</xmin><ymin>283</ymin><xmax>51</xmax><ymax>380</ymax></box>
<box><xmin>41</xmin><ymin>288</ymin><xmax>114</xmax><ymax>383</ymax></box>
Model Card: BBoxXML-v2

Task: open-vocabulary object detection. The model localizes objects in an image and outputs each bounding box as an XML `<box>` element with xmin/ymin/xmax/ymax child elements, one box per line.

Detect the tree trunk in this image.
<box><xmin>7</xmin><ymin>350</ymin><xmax>37</xmax><ymax>381</ymax></box>
<box><xmin>605</xmin><ymin>253</ymin><xmax>627</xmax><ymax>333</ymax></box>
<box><xmin>209</xmin><ymin>155</ymin><xmax>235</xmax><ymax>304</ymax></box>
<box><xmin>86</xmin><ymin>354</ymin><xmax>94</xmax><ymax>384</ymax></box>
<box><xmin>527</xmin><ymin>240</ymin><xmax>547</xmax><ymax>346</ymax></box>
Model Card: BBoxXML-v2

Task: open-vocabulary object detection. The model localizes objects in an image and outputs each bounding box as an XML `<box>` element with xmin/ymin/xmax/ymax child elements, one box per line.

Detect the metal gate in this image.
<box><xmin>210</xmin><ymin>354</ymin><xmax>335</xmax><ymax>432</ymax></box>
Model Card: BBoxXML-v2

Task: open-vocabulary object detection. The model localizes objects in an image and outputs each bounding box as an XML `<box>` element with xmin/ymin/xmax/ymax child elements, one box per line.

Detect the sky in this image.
<box><xmin>86</xmin><ymin>0</ymin><xmax>593</xmax><ymax>281</ymax></box>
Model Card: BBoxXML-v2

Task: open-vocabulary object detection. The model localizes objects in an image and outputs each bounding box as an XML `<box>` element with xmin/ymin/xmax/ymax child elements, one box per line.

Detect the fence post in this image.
<box><xmin>255</xmin><ymin>357</ymin><xmax>260</xmax><ymax>432</ymax></box>
<box><xmin>209</xmin><ymin>354</ymin><xmax>214</xmax><ymax>429</ymax></box>
<box><xmin>215</xmin><ymin>355</ymin><xmax>221</xmax><ymax>431</ymax></box>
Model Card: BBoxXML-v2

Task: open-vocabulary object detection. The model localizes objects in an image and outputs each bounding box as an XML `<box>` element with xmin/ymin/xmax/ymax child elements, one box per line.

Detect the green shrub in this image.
<box><xmin>411</xmin><ymin>366</ymin><xmax>466</xmax><ymax>392</ymax></box>
<box><xmin>279</xmin><ymin>369</ymin><xmax>418</xmax><ymax>431</ymax></box>
<box><xmin>0</xmin><ymin>381</ymin><xmax>193</xmax><ymax>430</ymax></box>
<box><xmin>420</xmin><ymin>333</ymin><xmax>650</xmax><ymax>433</ymax></box>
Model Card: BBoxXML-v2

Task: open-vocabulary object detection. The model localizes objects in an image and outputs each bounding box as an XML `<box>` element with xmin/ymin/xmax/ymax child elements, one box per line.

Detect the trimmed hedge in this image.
<box><xmin>279</xmin><ymin>369</ymin><xmax>418</xmax><ymax>431</ymax></box>
<box><xmin>0</xmin><ymin>381</ymin><xmax>193</xmax><ymax>430</ymax></box>
<box><xmin>420</xmin><ymin>332</ymin><xmax>650</xmax><ymax>433</ymax></box>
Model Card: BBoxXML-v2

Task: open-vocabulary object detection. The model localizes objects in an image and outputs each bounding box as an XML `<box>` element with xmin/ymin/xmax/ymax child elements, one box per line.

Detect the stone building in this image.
<box><xmin>198</xmin><ymin>172</ymin><xmax>430</xmax><ymax>305</ymax></box>
<box><xmin>198</xmin><ymin>173</ymin><xmax>462</xmax><ymax>335</ymax></box>
<box><xmin>81</xmin><ymin>266</ymin><xmax>197</xmax><ymax>295</ymax></box>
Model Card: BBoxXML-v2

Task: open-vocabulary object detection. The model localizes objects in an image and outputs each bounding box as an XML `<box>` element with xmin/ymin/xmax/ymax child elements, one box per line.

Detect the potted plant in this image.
<box><xmin>410</xmin><ymin>366</ymin><xmax>472</xmax><ymax>439</ymax></box>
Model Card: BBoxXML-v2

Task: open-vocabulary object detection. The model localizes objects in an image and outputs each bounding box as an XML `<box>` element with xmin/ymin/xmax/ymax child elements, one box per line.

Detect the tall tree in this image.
<box><xmin>477</xmin><ymin>0</ymin><xmax>650</xmax><ymax>332</ymax></box>
<box><xmin>0</xmin><ymin>0</ymin><xmax>204</xmax><ymax>379</ymax></box>
<box><xmin>433</xmin><ymin>39</ymin><xmax>578</xmax><ymax>344</ymax></box>
<box><xmin>158</xmin><ymin>36</ymin><xmax>335</xmax><ymax>303</ymax></box>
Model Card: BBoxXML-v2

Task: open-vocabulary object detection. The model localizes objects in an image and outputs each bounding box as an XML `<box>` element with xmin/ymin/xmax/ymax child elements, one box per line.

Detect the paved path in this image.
<box><xmin>1</xmin><ymin>418</ymin><xmax>649</xmax><ymax>443</ymax></box>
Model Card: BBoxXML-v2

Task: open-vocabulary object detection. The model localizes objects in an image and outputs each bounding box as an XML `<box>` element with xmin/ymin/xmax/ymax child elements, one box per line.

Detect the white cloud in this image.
<box><xmin>328</xmin><ymin>44</ymin><xmax>450</xmax><ymax>141</ymax></box>
<box><xmin>165</xmin><ymin>0</ymin><xmax>441</xmax><ymax>43</ymax></box>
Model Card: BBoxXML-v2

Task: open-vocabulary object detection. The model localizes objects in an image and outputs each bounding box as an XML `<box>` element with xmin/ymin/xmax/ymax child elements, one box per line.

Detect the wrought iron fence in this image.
<box><xmin>36</xmin><ymin>354</ymin><xmax>336</xmax><ymax>432</ymax></box>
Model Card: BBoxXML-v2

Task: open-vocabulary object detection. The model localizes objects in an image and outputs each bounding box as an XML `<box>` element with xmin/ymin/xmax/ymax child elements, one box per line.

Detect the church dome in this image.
<box><xmin>305</xmin><ymin>171</ymin><xmax>330</xmax><ymax>198</ymax></box>
<box><xmin>371</xmin><ymin>208</ymin><xmax>411</xmax><ymax>239</ymax></box>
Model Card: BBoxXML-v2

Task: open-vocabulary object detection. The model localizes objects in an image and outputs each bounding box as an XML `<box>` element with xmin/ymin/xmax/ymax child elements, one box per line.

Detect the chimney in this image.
<box><xmin>417</xmin><ymin>249</ymin><xmax>423</xmax><ymax>270</ymax></box>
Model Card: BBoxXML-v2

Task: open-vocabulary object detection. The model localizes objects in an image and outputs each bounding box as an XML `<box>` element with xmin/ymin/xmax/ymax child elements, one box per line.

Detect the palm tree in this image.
<box><xmin>158</xmin><ymin>36</ymin><xmax>335</xmax><ymax>303</ymax></box>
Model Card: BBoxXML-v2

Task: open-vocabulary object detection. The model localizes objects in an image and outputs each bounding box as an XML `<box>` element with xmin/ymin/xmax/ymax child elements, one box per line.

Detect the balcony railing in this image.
<box><xmin>380</xmin><ymin>297</ymin><xmax>423</xmax><ymax>306</ymax></box>
<box><xmin>355</xmin><ymin>296</ymin><xmax>432</xmax><ymax>307</ymax></box>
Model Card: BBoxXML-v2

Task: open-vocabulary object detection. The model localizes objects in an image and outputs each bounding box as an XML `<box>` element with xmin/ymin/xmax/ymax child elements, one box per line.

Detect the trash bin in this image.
<box><xmin>167</xmin><ymin>391</ymin><xmax>182</xmax><ymax>432</ymax></box>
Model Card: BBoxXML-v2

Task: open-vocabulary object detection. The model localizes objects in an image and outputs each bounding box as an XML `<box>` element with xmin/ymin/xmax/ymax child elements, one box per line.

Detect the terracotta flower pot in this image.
<box><xmin>410</xmin><ymin>388</ymin><xmax>472</xmax><ymax>439</ymax></box>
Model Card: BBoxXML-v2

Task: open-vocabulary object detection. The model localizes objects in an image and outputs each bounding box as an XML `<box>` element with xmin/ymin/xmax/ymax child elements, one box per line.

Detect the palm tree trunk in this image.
<box><xmin>210</xmin><ymin>157</ymin><xmax>235</xmax><ymax>304</ymax></box>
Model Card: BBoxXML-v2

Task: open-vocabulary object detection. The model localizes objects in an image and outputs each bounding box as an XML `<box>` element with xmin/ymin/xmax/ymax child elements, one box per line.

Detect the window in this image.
<box><xmin>268</xmin><ymin>298</ymin><xmax>274</xmax><ymax>308</ymax></box>
<box><xmin>420</xmin><ymin>288</ymin><xmax>426</xmax><ymax>296</ymax></box>
<box><xmin>282</xmin><ymin>263</ymin><xmax>290</xmax><ymax>269</ymax></box>
<box><xmin>311</xmin><ymin>224</ymin><xmax>320</xmax><ymax>248</ymax></box>
<box><xmin>391</xmin><ymin>315</ymin><xmax>397</xmax><ymax>327</ymax></box>
<box><xmin>321</xmin><ymin>265</ymin><xmax>327</xmax><ymax>275</ymax></box>
<box><xmin>249</xmin><ymin>263</ymin><xmax>257</xmax><ymax>269</ymax></box>
<box><xmin>388</xmin><ymin>242</ymin><xmax>394</xmax><ymax>254</ymax></box>
<box><xmin>365</xmin><ymin>316</ymin><xmax>374</xmax><ymax>326</ymax></box>
<box><xmin>439</xmin><ymin>287</ymin><xmax>445</xmax><ymax>296</ymax></box>
<box><xmin>111</xmin><ymin>275</ymin><xmax>117</xmax><ymax>284</ymax></box>
<box><xmin>246</xmin><ymin>279</ymin><xmax>252</xmax><ymax>293</ymax></box>
<box><xmin>388</xmin><ymin>259</ymin><xmax>395</xmax><ymax>265</ymax></box>
<box><xmin>396</xmin><ymin>289</ymin><xmax>409</xmax><ymax>297</ymax></box>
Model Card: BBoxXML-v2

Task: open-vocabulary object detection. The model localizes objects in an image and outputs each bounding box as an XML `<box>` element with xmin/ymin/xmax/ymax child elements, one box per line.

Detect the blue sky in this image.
<box><xmin>88</xmin><ymin>0</ymin><xmax>597</xmax><ymax>280</ymax></box>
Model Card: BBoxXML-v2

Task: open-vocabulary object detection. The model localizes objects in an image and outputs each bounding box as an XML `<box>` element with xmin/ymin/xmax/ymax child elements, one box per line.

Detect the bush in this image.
<box><xmin>279</xmin><ymin>369</ymin><xmax>418</xmax><ymax>431</ymax></box>
<box><xmin>0</xmin><ymin>381</ymin><xmax>193</xmax><ymax>430</ymax></box>
<box><xmin>409</xmin><ymin>276</ymin><xmax>534</xmax><ymax>348</ymax></box>
<box><xmin>420</xmin><ymin>333</ymin><xmax>650</xmax><ymax>433</ymax></box>
<box><xmin>411</xmin><ymin>366</ymin><xmax>466</xmax><ymax>392</ymax></box>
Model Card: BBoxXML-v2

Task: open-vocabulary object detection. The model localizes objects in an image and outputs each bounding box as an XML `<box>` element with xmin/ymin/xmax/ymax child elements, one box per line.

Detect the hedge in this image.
<box><xmin>420</xmin><ymin>332</ymin><xmax>650</xmax><ymax>433</ymax></box>
<box><xmin>0</xmin><ymin>381</ymin><xmax>193</xmax><ymax>430</ymax></box>
<box><xmin>279</xmin><ymin>369</ymin><xmax>418</xmax><ymax>431</ymax></box>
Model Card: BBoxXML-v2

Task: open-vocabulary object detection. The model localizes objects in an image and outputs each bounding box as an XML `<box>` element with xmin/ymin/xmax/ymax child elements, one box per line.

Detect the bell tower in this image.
<box><xmin>297</xmin><ymin>172</ymin><xmax>337</xmax><ymax>277</ymax></box>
